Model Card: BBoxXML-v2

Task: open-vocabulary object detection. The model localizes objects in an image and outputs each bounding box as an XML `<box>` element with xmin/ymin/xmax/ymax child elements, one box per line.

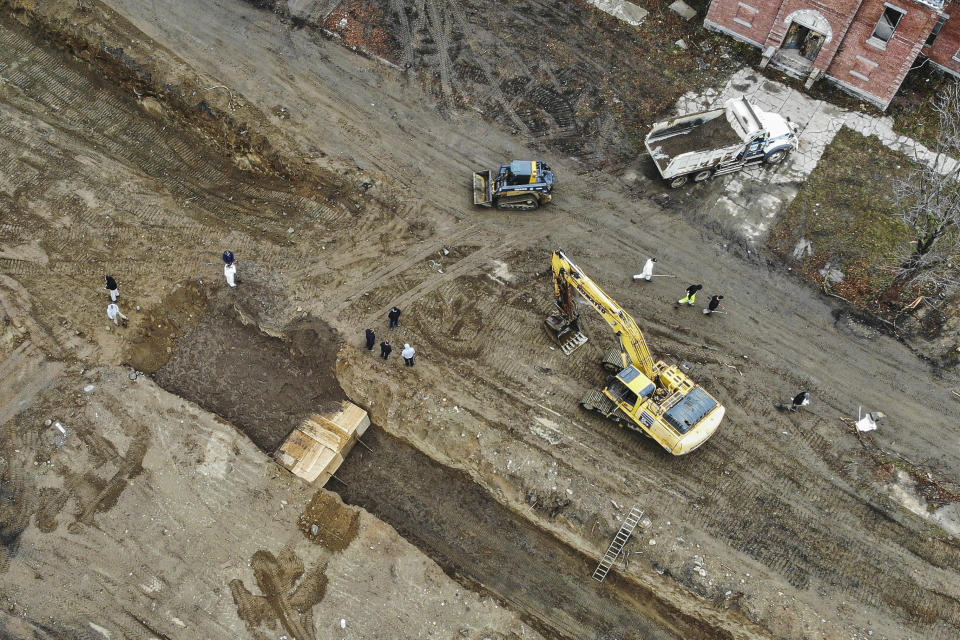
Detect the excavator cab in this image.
<box><xmin>606</xmin><ymin>366</ymin><xmax>655</xmax><ymax>410</ymax></box>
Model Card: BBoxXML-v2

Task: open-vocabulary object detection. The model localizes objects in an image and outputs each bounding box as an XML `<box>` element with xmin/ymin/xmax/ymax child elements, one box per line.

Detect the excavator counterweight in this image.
<box><xmin>544</xmin><ymin>250</ymin><xmax>725</xmax><ymax>455</ymax></box>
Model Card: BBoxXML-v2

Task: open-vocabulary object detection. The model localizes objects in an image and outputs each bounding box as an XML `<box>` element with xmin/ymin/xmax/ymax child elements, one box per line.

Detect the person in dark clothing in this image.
<box><xmin>791</xmin><ymin>391</ymin><xmax>811</xmax><ymax>411</ymax></box>
<box><xmin>105</xmin><ymin>275</ymin><xmax>119</xmax><ymax>302</ymax></box>
<box><xmin>380</xmin><ymin>340</ymin><xmax>392</xmax><ymax>360</ymax></box>
<box><xmin>365</xmin><ymin>328</ymin><xmax>376</xmax><ymax>351</ymax></box>
<box><xmin>678</xmin><ymin>284</ymin><xmax>703</xmax><ymax>305</ymax></box>
<box><xmin>388</xmin><ymin>306</ymin><xmax>402</xmax><ymax>328</ymax></box>
<box><xmin>703</xmin><ymin>295</ymin><xmax>724</xmax><ymax>315</ymax></box>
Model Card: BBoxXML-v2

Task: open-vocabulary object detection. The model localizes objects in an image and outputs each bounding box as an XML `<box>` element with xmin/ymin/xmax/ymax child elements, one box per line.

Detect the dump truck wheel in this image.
<box><xmin>765</xmin><ymin>148</ymin><xmax>789</xmax><ymax>164</ymax></box>
<box><xmin>693</xmin><ymin>169</ymin><xmax>712</xmax><ymax>183</ymax></box>
<box><xmin>669</xmin><ymin>175</ymin><xmax>689</xmax><ymax>189</ymax></box>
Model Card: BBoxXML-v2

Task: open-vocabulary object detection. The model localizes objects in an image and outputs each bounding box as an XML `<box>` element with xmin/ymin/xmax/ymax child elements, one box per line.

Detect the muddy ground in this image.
<box><xmin>151</xmin><ymin>288</ymin><xmax>344</xmax><ymax>452</ymax></box>
<box><xmin>1</xmin><ymin>1</ymin><xmax>959</xmax><ymax>640</ymax></box>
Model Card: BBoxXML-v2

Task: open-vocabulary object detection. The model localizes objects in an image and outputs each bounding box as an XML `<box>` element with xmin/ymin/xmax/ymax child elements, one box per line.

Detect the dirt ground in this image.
<box><xmin>1</xmin><ymin>1</ymin><xmax>959</xmax><ymax>640</ymax></box>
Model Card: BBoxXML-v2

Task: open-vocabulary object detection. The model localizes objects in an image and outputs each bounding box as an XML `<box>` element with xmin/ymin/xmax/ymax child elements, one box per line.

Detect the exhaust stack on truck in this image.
<box><xmin>645</xmin><ymin>97</ymin><xmax>799</xmax><ymax>188</ymax></box>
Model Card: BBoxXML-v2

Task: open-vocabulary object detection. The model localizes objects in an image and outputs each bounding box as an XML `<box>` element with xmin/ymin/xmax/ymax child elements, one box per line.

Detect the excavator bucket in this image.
<box><xmin>473</xmin><ymin>170</ymin><xmax>493</xmax><ymax>207</ymax></box>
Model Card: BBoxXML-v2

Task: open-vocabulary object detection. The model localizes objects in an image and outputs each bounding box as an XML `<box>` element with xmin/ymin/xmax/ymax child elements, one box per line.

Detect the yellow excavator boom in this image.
<box><xmin>552</xmin><ymin>251</ymin><xmax>655</xmax><ymax>375</ymax></box>
<box><xmin>548</xmin><ymin>250</ymin><xmax>725</xmax><ymax>455</ymax></box>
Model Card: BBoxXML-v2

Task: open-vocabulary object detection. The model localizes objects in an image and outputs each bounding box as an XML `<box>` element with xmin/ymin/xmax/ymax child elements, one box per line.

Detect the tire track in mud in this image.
<box><xmin>0</xmin><ymin>20</ymin><xmax>324</xmax><ymax>245</ymax></box>
<box><xmin>230</xmin><ymin>548</ymin><xmax>328</xmax><ymax>640</ymax></box>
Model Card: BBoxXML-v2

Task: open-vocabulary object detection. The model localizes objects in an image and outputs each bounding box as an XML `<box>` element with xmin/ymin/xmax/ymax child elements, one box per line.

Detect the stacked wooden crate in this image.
<box><xmin>274</xmin><ymin>401</ymin><xmax>370</xmax><ymax>486</ymax></box>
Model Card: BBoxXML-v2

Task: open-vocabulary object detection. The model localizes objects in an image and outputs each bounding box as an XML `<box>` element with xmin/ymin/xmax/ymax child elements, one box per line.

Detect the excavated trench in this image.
<box><xmin>333</xmin><ymin>427</ymin><xmax>724</xmax><ymax>640</ymax></box>
<box><xmin>131</xmin><ymin>289</ymin><xmax>724</xmax><ymax>640</ymax></box>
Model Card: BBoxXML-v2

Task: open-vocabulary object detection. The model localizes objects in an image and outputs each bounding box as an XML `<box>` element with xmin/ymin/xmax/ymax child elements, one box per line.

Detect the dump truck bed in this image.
<box><xmin>646</xmin><ymin>109</ymin><xmax>744</xmax><ymax>175</ymax></box>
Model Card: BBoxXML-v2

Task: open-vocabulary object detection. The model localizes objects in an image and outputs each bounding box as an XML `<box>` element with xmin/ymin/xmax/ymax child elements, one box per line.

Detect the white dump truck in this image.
<box><xmin>645</xmin><ymin>97</ymin><xmax>800</xmax><ymax>188</ymax></box>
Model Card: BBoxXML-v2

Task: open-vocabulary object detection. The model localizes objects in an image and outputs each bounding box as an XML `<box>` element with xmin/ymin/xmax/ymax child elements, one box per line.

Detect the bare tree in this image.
<box><xmin>892</xmin><ymin>82</ymin><xmax>960</xmax><ymax>294</ymax></box>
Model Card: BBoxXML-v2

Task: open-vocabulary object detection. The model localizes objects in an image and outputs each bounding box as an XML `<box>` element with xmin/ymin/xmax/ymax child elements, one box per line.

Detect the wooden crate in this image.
<box><xmin>274</xmin><ymin>401</ymin><xmax>369</xmax><ymax>485</ymax></box>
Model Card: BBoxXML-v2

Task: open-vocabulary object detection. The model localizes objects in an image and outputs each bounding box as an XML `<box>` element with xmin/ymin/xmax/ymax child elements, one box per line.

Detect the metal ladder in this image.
<box><xmin>560</xmin><ymin>331</ymin><xmax>588</xmax><ymax>355</ymax></box>
<box><xmin>592</xmin><ymin>506</ymin><xmax>643</xmax><ymax>582</ymax></box>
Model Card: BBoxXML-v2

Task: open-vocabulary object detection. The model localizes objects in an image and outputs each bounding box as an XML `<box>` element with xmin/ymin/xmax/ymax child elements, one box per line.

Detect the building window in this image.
<box><xmin>926</xmin><ymin>15</ymin><xmax>947</xmax><ymax>46</ymax></box>
<box><xmin>872</xmin><ymin>6</ymin><xmax>905</xmax><ymax>44</ymax></box>
<box><xmin>734</xmin><ymin>3</ymin><xmax>759</xmax><ymax>28</ymax></box>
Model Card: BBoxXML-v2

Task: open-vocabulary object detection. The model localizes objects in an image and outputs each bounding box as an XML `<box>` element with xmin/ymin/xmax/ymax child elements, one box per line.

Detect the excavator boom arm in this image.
<box><xmin>552</xmin><ymin>251</ymin><xmax>655</xmax><ymax>376</ymax></box>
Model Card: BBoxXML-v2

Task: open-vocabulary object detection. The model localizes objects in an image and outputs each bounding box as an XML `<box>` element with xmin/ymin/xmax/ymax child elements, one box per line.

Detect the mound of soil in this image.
<box><xmin>152</xmin><ymin>293</ymin><xmax>344</xmax><ymax>452</ymax></box>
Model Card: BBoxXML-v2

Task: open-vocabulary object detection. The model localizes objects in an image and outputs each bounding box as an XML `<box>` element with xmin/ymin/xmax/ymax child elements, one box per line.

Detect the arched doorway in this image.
<box><xmin>774</xmin><ymin>10</ymin><xmax>833</xmax><ymax>75</ymax></box>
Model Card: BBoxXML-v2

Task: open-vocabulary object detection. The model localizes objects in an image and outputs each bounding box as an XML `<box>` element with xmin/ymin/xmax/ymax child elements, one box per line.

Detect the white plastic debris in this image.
<box><xmin>340</xmin><ymin>619</ymin><xmax>346</xmax><ymax>629</ymax></box>
<box><xmin>856</xmin><ymin>407</ymin><xmax>885</xmax><ymax>432</ymax></box>
<box><xmin>83</xmin><ymin>384</ymin><xmax>95</xmax><ymax>393</ymax></box>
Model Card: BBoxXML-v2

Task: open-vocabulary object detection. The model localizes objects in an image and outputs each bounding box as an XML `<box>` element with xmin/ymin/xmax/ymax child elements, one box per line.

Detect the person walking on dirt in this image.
<box><xmin>703</xmin><ymin>295</ymin><xmax>724</xmax><ymax>315</ymax></box>
<box><xmin>791</xmin><ymin>391</ymin><xmax>811</xmax><ymax>411</ymax></box>
<box><xmin>401</xmin><ymin>343</ymin><xmax>415</xmax><ymax>366</ymax></box>
<box><xmin>633</xmin><ymin>257</ymin><xmax>657</xmax><ymax>282</ymax></box>
<box><xmin>380</xmin><ymin>340</ymin><xmax>392</xmax><ymax>360</ymax></box>
<box><xmin>106</xmin><ymin>302</ymin><xmax>128</xmax><ymax>327</ymax></box>
<box><xmin>678</xmin><ymin>283</ymin><xmax>702</xmax><ymax>305</ymax></box>
<box><xmin>388</xmin><ymin>306</ymin><xmax>402</xmax><ymax>329</ymax></box>
<box><xmin>105</xmin><ymin>275</ymin><xmax>120</xmax><ymax>302</ymax></box>
<box><xmin>223</xmin><ymin>250</ymin><xmax>237</xmax><ymax>288</ymax></box>
<box><xmin>365</xmin><ymin>328</ymin><xmax>376</xmax><ymax>351</ymax></box>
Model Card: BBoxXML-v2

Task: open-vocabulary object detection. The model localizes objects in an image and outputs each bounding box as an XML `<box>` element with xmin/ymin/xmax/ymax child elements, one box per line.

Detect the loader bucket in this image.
<box><xmin>473</xmin><ymin>170</ymin><xmax>493</xmax><ymax>206</ymax></box>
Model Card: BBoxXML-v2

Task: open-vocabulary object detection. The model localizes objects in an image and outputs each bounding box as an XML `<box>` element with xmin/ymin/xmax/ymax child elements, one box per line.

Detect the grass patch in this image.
<box><xmin>888</xmin><ymin>62</ymin><xmax>954</xmax><ymax>149</ymax></box>
<box><xmin>767</xmin><ymin>127</ymin><xmax>918</xmax><ymax>310</ymax></box>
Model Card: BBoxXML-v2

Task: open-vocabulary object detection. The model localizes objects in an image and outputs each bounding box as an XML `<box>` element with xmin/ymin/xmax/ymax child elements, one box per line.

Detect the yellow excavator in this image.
<box><xmin>545</xmin><ymin>250</ymin><xmax>725</xmax><ymax>455</ymax></box>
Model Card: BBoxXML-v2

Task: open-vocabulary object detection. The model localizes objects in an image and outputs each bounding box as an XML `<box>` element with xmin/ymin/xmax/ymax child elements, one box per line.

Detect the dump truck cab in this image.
<box><xmin>473</xmin><ymin>160</ymin><xmax>555</xmax><ymax>211</ymax></box>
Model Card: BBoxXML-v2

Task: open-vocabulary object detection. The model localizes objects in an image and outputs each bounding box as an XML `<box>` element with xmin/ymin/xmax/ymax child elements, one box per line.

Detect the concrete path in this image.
<box><xmin>670</xmin><ymin>68</ymin><xmax>954</xmax><ymax>243</ymax></box>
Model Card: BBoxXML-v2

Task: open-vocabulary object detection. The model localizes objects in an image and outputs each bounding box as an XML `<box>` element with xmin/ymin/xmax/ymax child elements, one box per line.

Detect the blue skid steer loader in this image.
<box><xmin>473</xmin><ymin>160</ymin><xmax>555</xmax><ymax>211</ymax></box>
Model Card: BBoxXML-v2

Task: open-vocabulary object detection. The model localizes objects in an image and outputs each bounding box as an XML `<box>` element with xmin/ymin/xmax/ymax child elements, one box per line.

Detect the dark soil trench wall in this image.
<box><xmin>334</xmin><ymin>427</ymin><xmax>728</xmax><ymax>640</ymax></box>
<box><xmin>144</xmin><ymin>292</ymin><xmax>344</xmax><ymax>452</ymax></box>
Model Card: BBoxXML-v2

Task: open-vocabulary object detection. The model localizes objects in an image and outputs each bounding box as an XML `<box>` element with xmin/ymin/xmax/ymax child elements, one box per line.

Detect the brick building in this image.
<box><xmin>705</xmin><ymin>0</ymin><xmax>960</xmax><ymax>109</ymax></box>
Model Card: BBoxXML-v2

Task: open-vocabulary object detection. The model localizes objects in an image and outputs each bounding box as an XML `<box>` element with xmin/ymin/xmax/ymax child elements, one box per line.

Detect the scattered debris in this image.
<box><xmin>855</xmin><ymin>407</ymin><xmax>885</xmax><ymax>433</ymax></box>
<box><xmin>668</xmin><ymin>0</ymin><xmax>697</xmax><ymax>21</ymax></box>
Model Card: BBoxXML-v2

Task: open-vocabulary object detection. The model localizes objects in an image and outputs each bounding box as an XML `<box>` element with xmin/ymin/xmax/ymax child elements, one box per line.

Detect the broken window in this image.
<box><xmin>926</xmin><ymin>15</ymin><xmax>947</xmax><ymax>46</ymax></box>
<box><xmin>872</xmin><ymin>6</ymin><xmax>905</xmax><ymax>44</ymax></box>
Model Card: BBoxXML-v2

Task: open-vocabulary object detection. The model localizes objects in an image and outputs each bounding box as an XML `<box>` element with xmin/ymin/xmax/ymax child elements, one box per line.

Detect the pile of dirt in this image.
<box><xmin>298</xmin><ymin>490</ymin><xmax>360</xmax><ymax>552</ymax></box>
<box><xmin>125</xmin><ymin>281</ymin><xmax>209</xmax><ymax>373</ymax></box>
<box><xmin>150</xmin><ymin>291</ymin><xmax>344</xmax><ymax>452</ymax></box>
<box><xmin>649</xmin><ymin>114</ymin><xmax>742</xmax><ymax>160</ymax></box>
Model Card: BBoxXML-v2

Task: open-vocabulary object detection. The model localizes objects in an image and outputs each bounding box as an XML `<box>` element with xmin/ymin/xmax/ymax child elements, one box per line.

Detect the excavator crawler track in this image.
<box><xmin>579</xmin><ymin>390</ymin><xmax>615</xmax><ymax>414</ymax></box>
<box><xmin>496</xmin><ymin>194</ymin><xmax>540</xmax><ymax>211</ymax></box>
<box><xmin>601</xmin><ymin>348</ymin><xmax>623</xmax><ymax>373</ymax></box>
